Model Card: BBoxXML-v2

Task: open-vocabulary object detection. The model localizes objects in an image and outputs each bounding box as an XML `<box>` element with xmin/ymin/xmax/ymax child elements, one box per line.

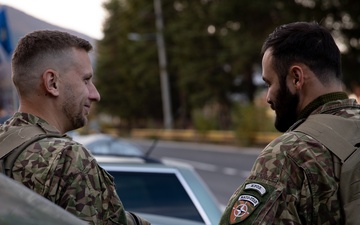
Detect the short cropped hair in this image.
<box><xmin>12</xmin><ymin>30</ymin><xmax>93</xmax><ymax>96</ymax></box>
<box><xmin>261</xmin><ymin>21</ymin><xmax>342</xmax><ymax>86</ymax></box>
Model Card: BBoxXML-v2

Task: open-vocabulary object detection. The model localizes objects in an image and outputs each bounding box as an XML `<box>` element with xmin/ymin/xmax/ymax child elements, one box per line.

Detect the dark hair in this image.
<box><xmin>12</xmin><ymin>30</ymin><xmax>93</xmax><ymax>94</ymax></box>
<box><xmin>12</xmin><ymin>29</ymin><xmax>92</xmax><ymax>64</ymax></box>
<box><xmin>261</xmin><ymin>21</ymin><xmax>342</xmax><ymax>85</ymax></box>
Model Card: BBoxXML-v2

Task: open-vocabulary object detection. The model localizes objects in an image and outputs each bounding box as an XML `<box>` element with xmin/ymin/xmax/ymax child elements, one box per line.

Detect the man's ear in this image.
<box><xmin>42</xmin><ymin>69</ymin><xmax>60</xmax><ymax>97</ymax></box>
<box><xmin>289</xmin><ymin>65</ymin><xmax>304</xmax><ymax>90</ymax></box>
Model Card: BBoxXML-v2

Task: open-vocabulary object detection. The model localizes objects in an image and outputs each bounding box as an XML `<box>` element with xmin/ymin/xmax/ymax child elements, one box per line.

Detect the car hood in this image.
<box><xmin>138</xmin><ymin>212</ymin><xmax>206</xmax><ymax>225</ymax></box>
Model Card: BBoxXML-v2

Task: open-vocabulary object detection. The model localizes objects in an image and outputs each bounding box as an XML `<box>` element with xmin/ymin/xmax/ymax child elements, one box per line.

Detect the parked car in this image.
<box><xmin>136</xmin><ymin>213</ymin><xmax>205</xmax><ymax>225</ymax></box>
<box><xmin>0</xmin><ymin>173</ymin><xmax>87</xmax><ymax>225</ymax></box>
<box><xmin>0</xmin><ymin>161</ymin><xmax>203</xmax><ymax>225</ymax></box>
<box><xmin>72</xmin><ymin>133</ymin><xmax>144</xmax><ymax>157</ymax></box>
<box><xmin>96</xmin><ymin>155</ymin><xmax>222</xmax><ymax>225</ymax></box>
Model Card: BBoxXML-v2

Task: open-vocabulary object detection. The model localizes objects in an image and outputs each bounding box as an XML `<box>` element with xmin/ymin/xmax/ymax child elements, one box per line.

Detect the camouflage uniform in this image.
<box><xmin>0</xmin><ymin>112</ymin><xmax>149</xmax><ymax>225</ymax></box>
<box><xmin>219</xmin><ymin>93</ymin><xmax>360</xmax><ymax>225</ymax></box>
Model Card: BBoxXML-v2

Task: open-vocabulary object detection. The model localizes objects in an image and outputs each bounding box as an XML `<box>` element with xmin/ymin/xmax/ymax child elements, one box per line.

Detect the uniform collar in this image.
<box><xmin>297</xmin><ymin>92</ymin><xmax>348</xmax><ymax>120</ymax></box>
<box><xmin>9</xmin><ymin>112</ymin><xmax>61</xmax><ymax>135</ymax></box>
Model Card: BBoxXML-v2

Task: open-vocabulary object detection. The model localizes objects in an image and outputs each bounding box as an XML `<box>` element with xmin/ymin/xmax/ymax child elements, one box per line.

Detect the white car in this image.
<box><xmin>96</xmin><ymin>155</ymin><xmax>222</xmax><ymax>225</ymax></box>
<box><xmin>72</xmin><ymin>133</ymin><xmax>144</xmax><ymax>156</ymax></box>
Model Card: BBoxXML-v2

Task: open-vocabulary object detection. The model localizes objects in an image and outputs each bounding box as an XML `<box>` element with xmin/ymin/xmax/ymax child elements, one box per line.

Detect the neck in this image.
<box><xmin>18</xmin><ymin>100</ymin><xmax>65</xmax><ymax>134</ymax></box>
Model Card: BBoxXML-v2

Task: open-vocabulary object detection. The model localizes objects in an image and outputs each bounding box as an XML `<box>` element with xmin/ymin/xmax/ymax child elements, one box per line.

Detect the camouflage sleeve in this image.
<box><xmin>126</xmin><ymin>211</ymin><xmax>151</xmax><ymax>225</ymax></box>
<box><xmin>13</xmin><ymin>139</ymin><xmax>128</xmax><ymax>225</ymax></box>
<box><xmin>218</xmin><ymin>132</ymin><xmax>341</xmax><ymax>225</ymax></box>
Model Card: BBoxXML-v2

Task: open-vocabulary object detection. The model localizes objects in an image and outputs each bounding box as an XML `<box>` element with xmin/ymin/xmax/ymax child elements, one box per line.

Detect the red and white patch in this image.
<box><xmin>230</xmin><ymin>195</ymin><xmax>259</xmax><ymax>224</ymax></box>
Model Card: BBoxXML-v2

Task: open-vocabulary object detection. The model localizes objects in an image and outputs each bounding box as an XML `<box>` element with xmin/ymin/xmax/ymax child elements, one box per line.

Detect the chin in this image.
<box><xmin>72</xmin><ymin>118</ymin><xmax>87</xmax><ymax>130</ymax></box>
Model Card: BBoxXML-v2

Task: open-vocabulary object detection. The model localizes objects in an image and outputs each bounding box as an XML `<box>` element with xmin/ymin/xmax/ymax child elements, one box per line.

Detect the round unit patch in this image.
<box><xmin>230</xmin><ymin>195</ymin><xmax>259</xmax><ymax>224</ymax></box>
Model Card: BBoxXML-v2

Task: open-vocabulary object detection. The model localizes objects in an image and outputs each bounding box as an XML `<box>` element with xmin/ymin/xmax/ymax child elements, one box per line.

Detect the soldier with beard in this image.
<box><xmin>219</xmin><ymin>21</ymin><xmax>360</xmax><ymax>224</ymax></box>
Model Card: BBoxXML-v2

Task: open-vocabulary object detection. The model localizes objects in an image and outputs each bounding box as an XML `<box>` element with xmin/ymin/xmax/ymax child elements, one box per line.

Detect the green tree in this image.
<box><xmin>164</xmin><ymin>0</ymin><xmax>326</xmax><ymax>128</ymax></box>
<box><xmin>95</xmin><ymin>0</ymin><xmax>360</xmax><ymax>130</ymax></box>
<box><xmin>95</xmin><ymin>0</ymin><xmax>163</xmax><ymax>128</ymax></box>
<box><xmin>326</xmin><ymin>0</ymin><xmax>360</xmax><ymax>90</ymax></box>
<box><xmin>164</xmin><ymin>0</ymin><xmax>236</xmax><ymax>128</ymax></box>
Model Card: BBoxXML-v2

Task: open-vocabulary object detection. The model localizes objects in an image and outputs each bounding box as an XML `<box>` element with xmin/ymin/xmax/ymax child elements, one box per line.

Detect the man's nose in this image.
<box><xmin>90</xmin><ymin>83</ymin><xmax>101</xmax><ymax>102</ymax></box>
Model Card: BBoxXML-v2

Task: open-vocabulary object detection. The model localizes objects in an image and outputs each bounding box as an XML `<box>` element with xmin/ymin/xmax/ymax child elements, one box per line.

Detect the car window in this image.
<box><xmin>110</xmin><ymin>171</ymin><xmax>204</xmax><ymax>223</ymax></box>
<box><xmin>88</xmin><ymin>140</ymin><xmax>109</xmax><ymax>154</ymax></box>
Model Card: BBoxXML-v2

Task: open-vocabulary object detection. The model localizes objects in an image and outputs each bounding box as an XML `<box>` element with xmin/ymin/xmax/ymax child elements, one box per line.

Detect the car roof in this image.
<box><xmin>72</xmin><ymin>133</ymin><xmax>145</xmax><ymax>157</ymax></box>
<box><xmin>72</xmin><ymin>133</ymin><xmax>113</xmax><ymax>145</ymax></box>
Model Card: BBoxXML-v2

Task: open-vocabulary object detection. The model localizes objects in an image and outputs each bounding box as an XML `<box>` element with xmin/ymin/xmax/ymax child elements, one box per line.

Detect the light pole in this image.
<box><xmin>154</xmin><ymin>0</ymin><xmax>173</xmax><ymax>129</ymax></box>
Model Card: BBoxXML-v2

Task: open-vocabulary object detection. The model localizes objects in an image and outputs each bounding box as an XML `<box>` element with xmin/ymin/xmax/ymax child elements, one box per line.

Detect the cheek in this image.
<box><xmin>285</xmin><ymin>77</ymin><xmax>297</xmax><ymax>93</ymax></box>
<box><xmin>265</xmin><ymin>89</ymin><xmax>271</xmax><ymax>103</ymax></box>
<box><xmin>73</xmin><ymin>84</ymin><xmax>87</xmax><ymax>97</ymax></box>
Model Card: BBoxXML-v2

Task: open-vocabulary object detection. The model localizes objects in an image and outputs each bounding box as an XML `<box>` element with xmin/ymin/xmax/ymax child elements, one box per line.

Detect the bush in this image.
<box><xmin>192</xmin><ymin>109</ymin><xmax>218</xmax><ymax>134</ymax></box>
<box><xmin>232</xmin><ymin>103</ymin><xmax>275</xmax><ymax>146</ymax></box>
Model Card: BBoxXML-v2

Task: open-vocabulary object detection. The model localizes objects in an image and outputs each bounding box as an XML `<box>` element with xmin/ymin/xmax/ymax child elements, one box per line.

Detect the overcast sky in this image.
<box><xmin>0</xmin><ymin>0</ymin><xmax>106</xmax><ymax>39</ymax></box>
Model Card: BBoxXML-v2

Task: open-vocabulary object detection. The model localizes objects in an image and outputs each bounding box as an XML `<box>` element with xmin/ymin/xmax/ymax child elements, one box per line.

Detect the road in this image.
<box><xmin>127</xmin><ymin>138</ymin><xmax>262</xmax><ymax>209</ymax></box>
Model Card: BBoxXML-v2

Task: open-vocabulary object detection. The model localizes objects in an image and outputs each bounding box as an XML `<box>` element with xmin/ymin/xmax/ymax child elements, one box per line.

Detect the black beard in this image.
<box><xmin>273</xmin><ymin>84</ymin><xmax>299</xmax><ymax>132</ymax></box>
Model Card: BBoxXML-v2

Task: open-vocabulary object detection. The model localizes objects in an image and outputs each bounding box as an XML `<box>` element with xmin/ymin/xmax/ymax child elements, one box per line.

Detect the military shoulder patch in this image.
<box><xmin>228</xmin><ymin>182</ymin><xmax>276</xmax><ymax>224</ymax></box>
<box><xmin>230</xmin><ymin>195</ymin><xmax>259</xmax><ymax>224</ymax></box>
<box><xmin>245</xmin><ymin>183</ymin><xmax>267</xmax><ymax>196</ymax></box>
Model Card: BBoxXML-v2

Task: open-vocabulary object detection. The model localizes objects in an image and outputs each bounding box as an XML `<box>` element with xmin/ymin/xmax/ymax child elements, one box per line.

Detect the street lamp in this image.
<box><xmin>154</xmin><ymin>0</ymin><xmax>173</xmax><ymax>130</ymax></box>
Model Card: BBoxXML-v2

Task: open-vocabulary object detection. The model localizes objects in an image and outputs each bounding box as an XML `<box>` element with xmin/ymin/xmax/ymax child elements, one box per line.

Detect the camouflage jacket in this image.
<box><xmin>219</xmin><ymin>97</ymin><xmax>360</xmax><ymax>225</ymax></box>
<box><xmin>0</xmin><ymin>112</ymin><xmax>150</xmax><ymax>225</ymax></box>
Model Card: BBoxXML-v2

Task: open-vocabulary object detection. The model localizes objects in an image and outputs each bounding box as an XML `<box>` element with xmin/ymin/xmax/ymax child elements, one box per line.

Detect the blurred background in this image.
<box><xmin>1</xmin><ymin>0</ymin><xmax>360</xmax><ymax>146</ymax></box>
<box><xmin>3</xmin><ymin>1</ymin><xmax>360</xmax><ymax>216</ymax></box>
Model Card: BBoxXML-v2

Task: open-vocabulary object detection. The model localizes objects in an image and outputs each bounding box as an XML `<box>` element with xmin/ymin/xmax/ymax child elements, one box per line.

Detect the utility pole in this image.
<box><xmin>154</xmin><ymin>0</ymin><xmax>173</xmax><ymax>129</ymax></box>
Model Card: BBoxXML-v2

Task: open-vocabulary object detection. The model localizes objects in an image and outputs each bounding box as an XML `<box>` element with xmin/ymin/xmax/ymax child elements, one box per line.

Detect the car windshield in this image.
<box><xmin>110</xmin><ymin>171</ymin><xmax>204</xmax><ymax>223</ymax></box>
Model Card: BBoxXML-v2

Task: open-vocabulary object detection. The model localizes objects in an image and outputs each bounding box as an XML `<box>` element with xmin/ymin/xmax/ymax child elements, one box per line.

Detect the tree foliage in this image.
<box><xmin>95</xmin><ymin>0</ymin><xmax>162</xmax><ymax>127</ymax></box>
<box><xmin>95</xmin><ymin>0</ymin><xmax>360</xmax><ymax>129</ymax></box>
